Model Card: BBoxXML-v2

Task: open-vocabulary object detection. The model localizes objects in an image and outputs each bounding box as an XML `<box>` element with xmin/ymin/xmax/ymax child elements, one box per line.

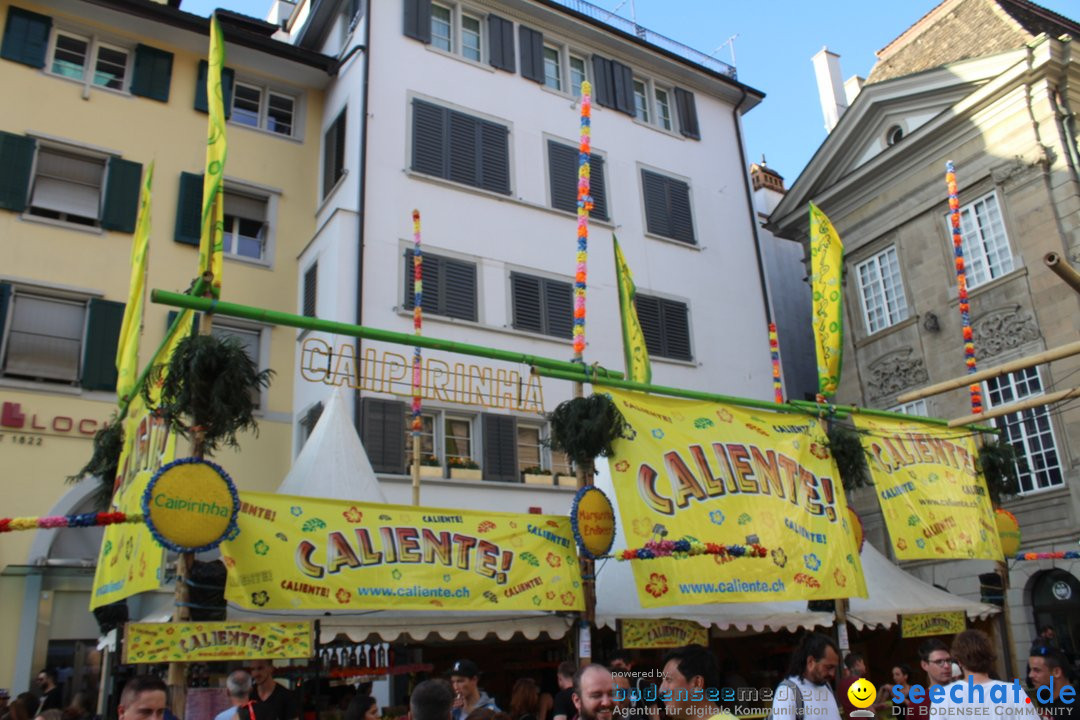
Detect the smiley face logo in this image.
<box><xmin>847</xmin><ymin>678</ymin><xmax>876</xmax><ymax>709</ymax></box>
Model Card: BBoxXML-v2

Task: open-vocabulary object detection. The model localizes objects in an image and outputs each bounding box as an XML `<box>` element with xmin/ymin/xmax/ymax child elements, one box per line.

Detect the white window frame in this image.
<box><xmin>46</xmin><ymin>28</ymin><xmax>132</xmax><ymax>94</ymax></box>
<box><xmin>230</xmin><ymin>80</ymin><xmax>298</xmax><ymax>138</ymax></box>
<box><xmin>516</xmin><ymin>421</ymin><xmax>570</xmax><ymax>475</ymax></box>
<box><xmin>946</xmin><ymin>192</ymin><xmax>1014</xmax><ymax>289</ymax></box>
<box><xmin>542</xmin><ymin>44</ymin><xmax>562</xmax><ymax>91</ymax></box>
<box><xmin>888</xmin><ymin>399</ymin><xmax>928</xmax><ymax>416</ymax></box>
<box><xmin>402</xmin><ymin>408</ymin><xmax>478</xmax><ymax>469</ymax></box>
<box><xmin>429</xmin><ymin>2</ymin><xmax>485</xmax><ymax>64</ymax></box>
<box><xmin>568</xmin><ymin>52</ymin><xmax>588</xmax><ymax>99</ymax></box>
<box><xmin>26</xmin><ymin>142</ymin><xmax>109</xmax><ymax>229</ymax></box>
<box><xmin>630</xmin><ymin>75</ymin><xmax>679</xmax><ymax>132</ymax></box>
<box><xmin>984</xmin><ymin>367</ymin><xmax>1064</xmax><ymax>495</ymax></box>
<box><xmin>221</xmin><ymin>180</ymin><xmax>280</xmax><ymax>268</ymax></box>
<box><xmin>0</xmin><ymin>290</ymin><xmax>88</xmax><ymax>385</ymax></box>
<box><xmin>211</xmin><ymin>319</ymin><xmax>270</xmax><ymax>411</ymax></box>
<box><xmin>856</xmin><ymin>246</ymin><xmax>909</xmax><ymax>335</ymax></box>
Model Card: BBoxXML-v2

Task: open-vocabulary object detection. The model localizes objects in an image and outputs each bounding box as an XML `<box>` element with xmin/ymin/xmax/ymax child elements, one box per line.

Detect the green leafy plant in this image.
<box><xmin>68</xmin><ymin>416</ymin><xmax>124</xmax><ymax>510</ymax></box>
<box><xmin>521</xmin><ymin>466</ymin><xmax>552</xmax><ymax>475</ymax></box>
<box><xmin>547</xmin><ymin>393</ymin><xmax>628</xmax><ymax>472</ymax></box>
<box><xmin>977</xmin><ymin>436</ymin><xmax>1024</xmax><ymax>507</ymax></box>
<box><xmin>145</xmin><ymin>334</ymin><xmax>273</xmax><ymax>455</ymax></box>
<box><xmin>416</xmin><ymin>454</ymin><xmax>441</xmax><ymax>467</ymax></box>
<box><xmin>447</xmin><ymin>456</ymin><xmax>480</xmax><ymax>469</ymax></box>
<box><xmin>826</xmin><ymin>422</ymin><xmax>873</xmax><ymax>491</ymax></box>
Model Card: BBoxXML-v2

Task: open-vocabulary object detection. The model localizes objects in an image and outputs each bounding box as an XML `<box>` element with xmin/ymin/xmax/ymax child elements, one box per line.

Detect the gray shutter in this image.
<box><xmin>302</xmin><ymin>262</ymin><xmax>317</xmax><ymax>317</ymax></box>
<box><xmin>411</xmin><ymin>99</ymin><xmax>446</xmax><ymax>178</ymax></box>
<box><xmin>361</xmin><ymin>397</ymin><xmax>407</xmax><ymax>474</ymax></box>
<box><xmin>511</xmin><ymin>273</ymin><xmax>542</xmax><ymax>333</ymax></box>
<box><xmin>174</xmin><ymin>172</ymin><xmax>203</xmax><ymax>246</ymax></box>
<box><xmin>402</xmin><ymin>0</ymin><xmax>432</xmax><ymax>43</ymax></box>
<box><xmin>547</xmin><ymin>140</ymin><xmax>577</xmax><ymax>214</ymax></box>
<box><xmin>674</xmin><ymin>87</ymin><xmax>700</xmax><ymax>139</ymax></box>
<box><xmin>635</xmin><ymin>294</ymin><xmax>662</xmax><ymax>356</ymax></box>
<box><xmin>590</xmin><ymin>154</ymin><xmax>608</xmax><ymax>221</ymax></box>
<box><xmin>443</xmin><ymin>258</ymin><xmax>476</xmax><ymax>321</ymax></box>
<box><xmin>404</xmin><ymin>250</ymin><xmax>443</xmax><ymax>314</ymax></box>
<box><xmin>479</xmin><ymin>119</ymin><xmax>510</xmax><ymax>195</ymax></box>
<box><xmin>323</xmin><ymin>109</ymin><xmax>346</xmax><ymax>199</ymax></box>
<box><xmin>194</xmin><ymin>60</ymin><xmax>235</xmax><ymax>119</ymax></box>
<box><xmin>543</xmin><ymin>278</ymin><xmax>573</xmax><ymax>339</ymax></box>
<box><xmin>81</xmin><ymin>299</ymin><xmax>125</xmax><ymax>391</ymax></box>
<box><xmin>0</xmin><ymin>283</ymin><xmax>11</xmax><ymax>348</ymax></box>
<box><xmin>483</xmin><ymin>413</ymin><xmax>518</xmax><ymax>482</ymax></box>
<box><xmin>1</xmin><ymin>6</ymin><xmax>51</xmax><ymax>68</ymax></box>
<box><xmin>611</xmin><ymin>60</ymin><xmax>635</xmax><ymax>116</ymax></box>
<box><xmin>591</xmin><ymin>55</ymin><xmax>614</xmax><ymax>108</ymax></box>
<box><xmin>668</xmin><ymin>177</ymin><xmax>695</xmax><ymax>244</ymax></box>
<box><xmin>130</xmin><ymin>45</ymin><xmax>173</xmax><ymax>103</ymax></box>
<box><xmin>661</xmin><ymin>299</ymin><xmax>691</xmax><ymax>360</ymax></box>
<box><xmin>518</xmin><ymin>25</ymin><xmax>544</xmax><ymax>83</ymax></box>
<box><xmin>487</xmin><ymin>15</ymin><xmax>515</xmax><ymax>73</ymax></box>
<box><xmin>641</xmin><ymin>169</ymin><xmax>670</xmax><ymax>238</ymax></box>
<box><xmin>101</xmin><ymin>158</ymin><xmax>142</xmax><ymax>233</ymax></box>
<box><xmin>448</xmin><ymin>110</ymin><xmax>479</xmax><ymax>187</ymax></box>
<box><xmin>0</xmin><ymin>131</ymin><xmax>35</xmax><ymax>212</ymax></box>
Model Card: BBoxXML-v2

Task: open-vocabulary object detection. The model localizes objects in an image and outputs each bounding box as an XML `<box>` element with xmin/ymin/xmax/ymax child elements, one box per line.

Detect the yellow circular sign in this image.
<box><xmin>995</xmin><ymin>508</ymin><xmax>1021</xmax><ymax>557</ymax></box>
<box><xmin>143</xmin><ymin>459</ymin><xmax>238</xmax><ymax>552</ymax></box>
<box><xmin>573</xmin><ymin>487</ymin><xmax>616</xmax><ymax>558</ymax></box>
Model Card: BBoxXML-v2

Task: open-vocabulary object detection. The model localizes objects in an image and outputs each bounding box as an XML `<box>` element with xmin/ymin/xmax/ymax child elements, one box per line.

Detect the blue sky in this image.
<box><xmin>183</xmin><ymin>0</ymin><xmax>1078</xmax><ymax>185</ymax></box>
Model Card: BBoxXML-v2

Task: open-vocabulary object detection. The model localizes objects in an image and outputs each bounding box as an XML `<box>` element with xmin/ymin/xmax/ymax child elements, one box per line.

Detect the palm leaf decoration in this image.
<box><xmin>68</xmin><ymin>417</ymin><xmax>124</xmax><ymax>510</ymax></box>
<box><xmin>548</xmin><ymin>394</ymin><xmax>627</xmax><ymax>471</ymax></box>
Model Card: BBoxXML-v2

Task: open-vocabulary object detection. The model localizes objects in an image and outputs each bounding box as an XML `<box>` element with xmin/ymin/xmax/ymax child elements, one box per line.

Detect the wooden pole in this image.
<box><xmin>949</xmin><ymin>386</ymin><xmax>1080</xmax><ymax>426</ymax></box>
<box><xmin>1045</xmin><ymin>252</ymin><xmax>1080</xmax><ymax>296</ymax></box>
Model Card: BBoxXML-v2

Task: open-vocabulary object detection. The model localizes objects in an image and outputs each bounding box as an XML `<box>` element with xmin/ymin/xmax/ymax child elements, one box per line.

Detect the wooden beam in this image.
<box><xmin>948</xmin><ymin>386</ymin><xmax>1080</xmax><ymax>427</ymax></box>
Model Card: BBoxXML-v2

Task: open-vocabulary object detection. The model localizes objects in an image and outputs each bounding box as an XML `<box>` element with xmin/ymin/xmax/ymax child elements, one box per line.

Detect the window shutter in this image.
<box><xmin>668</xmin><ymin>176</ymin><xmax>695</xmax><ymax>244</ymax></box>
<box><xmin>1</xmin><ymin>6</ymin><xmax>51</xmax><ymax>68</ymax></box>
<box><xmin>194</xmin><ymin>60</ymin><xmax>235</xmax><ymax>119</ymax></box>
<box><xmin>174</xmin><ymin>172</ymin><xmax>203</xmax><ymax>246</ymax></box>
<box><xmin>487</xmin><ymin>15</ymin><xmax>515</xmax><ymax>73</ymax></box>
<box><xmin>81</xmin><ymin>299</ymin><xmax>125</xmax><ymax>391</ymax></box>
<box><xmin>674</xmin><ymin>87</ymin><xmax>700</xmax><ymax>139</ymax></box>
<box><xmin>544</xmin><ymin>278</ymin><xmax>573</xmax><ymax>338</ymax></box>
<box><xmin>101</xmin><ymin>158</ymin><xmax>142</xmax><ymax>233</ymax></box>
<box><xmin>402</xmin><ymin>0</ymin><xmax>432</xmax><ymax>43</ymax></box>
<box><xmin>361</xmin><ymin>397</ymin><xmax>407</xmax><ymax>474</ymax></box>
<box><xmin>518</xmin><ymin>25</ymin><xmax>544</xmax><ymax>83</ymax></box>
<box><xmin>642</xmin><ymin>169</ymin><xmax>670</xmax><ymax>238</ymax></box>
<box><xmin>590</xmin><ymin>154</ymin><xmax>608</xmax><ymax>221</ymax></box>
<box><xmin>166</xmin><ymin>310</ymin><xmax>200</xmax><ymax>338</ymax></box>
<box><xmin>448</xmin><ymin>111</ymin><xmax>479</xmax><ymax>187</ymax></box>
<box><xmin>411</xmin><ymin>99</ymin><xmax>447</xmax><ymax>178</ymax></box>
<box><xmin>443</xmin><ymin>258</ymin><xmax>477</xmax><ymax>321</ymax></box>
<box><xmin>323</xmin><ymin>110</ymin><xmax>346</xmax><ymax>199</ymax></box>
<box><xmin>0</xmin><ymin>283</ymin><xmax>11</xmax><ymax>345</ymax></box>
<box><xmin>482</xmin><ymin>413</ymin><xmax>518</xmax><ymax>482</ymax></box>
<box><xmin>591</xmin><ymin>55</ymin><xmax>614</xmax><ymax>108</ymax></box>
<box><xmin>511</xmin><ymin>273</ymin><xmax>542</xmax><ymax>333</ymax></box>
<box><xmin>404</xmin><ymin>249</ymin><xmax>443</xmax><ymax>314</ymax></box>
<box><xmin>130</xmin><ymin>45</ymin><xmax>173</xmax><ymax>103</ymax></box>
<box><xmin>547</xmin><ymin>140</ymin><xmax>576</xmax><ymax>214</ymax></box>
<box><xmin>0</xmin><ymin>131</ymin><xmax>35</xmax><ymax>212</ymax></box>
<box><xmin>635</xmin><ymin>294</ymin><xmax>662</xmax><ymax>356</ymax></box>
<box><xmin>303</xmin><ymin>262</ymin><xmax>317</xmax><ymax>317</ymax></box>
<box><xmin>611</xmin><ymin>60</ymin><xmax>635</xmax><ymax>116</ymax></box>
<box><xmin>479</xmin><ymin>120</ymin><xmax>510</xmax><ymax>195</ymax></box>
<box><xmin>661</xmin><ymin>299</ymin><xmax>691</xmax><ymax>360</ymax></box>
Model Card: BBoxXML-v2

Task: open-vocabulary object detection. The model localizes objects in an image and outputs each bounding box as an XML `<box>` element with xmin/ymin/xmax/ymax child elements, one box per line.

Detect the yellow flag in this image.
<box><xmin>115</xmin><ymin>161</ymin><xmax>153</xmax><ymax>402</ymax></box>
<box><xmin>613</xmin><ymin>236</ymin><xmax>651</xmax><ymax>383</ymax></box>
<box><xmin>199</xmin><ymin>14</ymin><xmax>227</xmax><ymax>298</ymax></box>
<box><xmin>809</xmin><ymin>202</ymin><xmax>844</xmax><ymax>397</ymax></box>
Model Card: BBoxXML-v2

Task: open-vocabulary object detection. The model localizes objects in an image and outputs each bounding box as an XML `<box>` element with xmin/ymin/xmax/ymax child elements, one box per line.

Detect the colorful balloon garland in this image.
<box><xmin>0</xmin><ymin>511</ymin><xmax>143</xmax><ymax>533</ymax></box>
<box><xmin>945</xmin><ymin>162</ymin><xmax>983</xmax><ymax>414</ymax></box>
<box><xmin>769</xmin><ymin>323</ymin><xmax>783</xmax><ymax>403</ymax></box>
<box><xmin>411</xmin><ymin>209</ymin><xmax>423</xmax><ymax>434</ymax></box>
<box><xmin>613</xmin><ymin>539</ymin><xmax>768</xmax><ymax>561</ymax></box>
<box><xmin>1016</xmin><ymin>552</ymin><xmax>1079</xmax><ymax>560</ymax></box>
<box><xmin>572</xmin><ymin>81</ymin><xmax>593</xmax><ymax>360</ymax></box>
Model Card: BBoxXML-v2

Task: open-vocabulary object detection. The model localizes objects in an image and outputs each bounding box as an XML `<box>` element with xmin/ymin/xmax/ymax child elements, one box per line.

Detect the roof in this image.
<box><xmin>867</xmin><ymin>0</ymin><xmax>1079</xmax><ymax>84</ymax></box>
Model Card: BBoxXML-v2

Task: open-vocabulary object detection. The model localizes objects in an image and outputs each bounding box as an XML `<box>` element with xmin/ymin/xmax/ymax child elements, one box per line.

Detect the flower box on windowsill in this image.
<box><xmin>556</xmin><ymin>474</ymin><xmax>578</xmax><ymax>487</ymax></box>
<box><xmin>449</xmin><ymin>468</ymin><xmax>483</xmax><ymax>481</ymax></box>
<box><xmin>410</xmin><ymin>465</ymin><xmax>444</xmax><ymax>479</ymax></box>
<box><xmin>524</xmin><ymin>472</ymin><xmax>556</xmax><ymax>485</ymax></box>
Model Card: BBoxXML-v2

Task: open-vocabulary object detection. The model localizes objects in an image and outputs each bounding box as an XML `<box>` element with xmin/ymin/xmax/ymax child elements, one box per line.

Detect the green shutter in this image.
<box><xmin>174</xmin><ymin>172</ymin><xmax>203</xmax><ymax>246</ymax></box>
<box><xmin>81</xmin><ymin>299</ymin><xmax>125</xmax><ymax>391</ymax></box>
<box><xmin>1</xmin><ymin>6</ymin><xmax>52</xmax><ymax>69</ymax></box>
<box><xmin>101</xmin><ymin>158</ymin><xmax>142</xmax><ymax>233</ymax></box>
<box><xmin>0</xmin><ymin>132</ymin><xmax>34</xmax><ymax>212</ymax></box>
<box><xmin>194</xmin><ymin>60</ymin><xmax>235</xmax><ymax>119</ymax></box>
<box><xmin>0</xmin><ymin>282</ymin><xmax>11</xmax><ymax>347</ymax></box>
<box><xmin>130</xmin><ymin>45</ymin><xmax>174</xmax><ymax>103</ymax></box>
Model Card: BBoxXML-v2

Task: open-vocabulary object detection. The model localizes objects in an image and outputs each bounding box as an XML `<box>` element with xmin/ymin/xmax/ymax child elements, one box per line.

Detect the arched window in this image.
<box><xmin>1030</xmin><ymin>569</ymin><xmax>1080</xmax><ymax>658</ymax></box>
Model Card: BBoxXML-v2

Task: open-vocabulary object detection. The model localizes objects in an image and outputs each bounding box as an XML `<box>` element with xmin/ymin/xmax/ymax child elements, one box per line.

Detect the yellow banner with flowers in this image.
<box><xmin>621</xmin><ymin>619</ymin><xmax>709</xmax><ymax>649</ymax></box>
<box><xmin>222</xmin><ymin>491</ymin><xmax>584</xmax><ymax>611</ymax></box>
<box><xmin>124</xmin><ymin>621</ymin><xmax>313</xmax><ymax>664</ymax></box>
<box><xmin>854</xmin><ymin>415</ymin><xmax>1002</xmax><ymax>561</ymax></box>
<box><xmin>607</xmin><ymin>389</ymin><xmax>866</xmax><ymax>606</ymax></box>
<box><xmin>900</xmin><ymin>611</ymin><xmax>966</xmax><ymax>639</ymax></box>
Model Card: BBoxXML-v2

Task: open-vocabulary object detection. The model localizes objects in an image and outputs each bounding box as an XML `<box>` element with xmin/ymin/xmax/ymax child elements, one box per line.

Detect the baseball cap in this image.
<box><xmin>0</xmin><ymin>690</ymin><xmax>9</xmax><ymax>699</ymax></box>
<box><xmin>449</xmin><ymin>659</ymin><xmax>480</xmax><ymax>678</ymax></box>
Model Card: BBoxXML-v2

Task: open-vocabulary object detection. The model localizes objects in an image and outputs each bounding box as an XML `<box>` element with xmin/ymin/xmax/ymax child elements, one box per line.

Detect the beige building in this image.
<box><xmin>769</xmin><ymin>0</ymin><xmax>1080</xmax><ymax>670</ymax></box>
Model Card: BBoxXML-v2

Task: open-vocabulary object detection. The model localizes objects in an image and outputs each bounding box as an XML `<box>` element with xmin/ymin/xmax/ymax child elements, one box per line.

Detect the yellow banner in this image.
<box><xmin>613</xmin><ymin>235</ymin><xmax>651</xmax><ymax>384</ymax></box>
<box><xmin>620</xmin><ymin>619</ymin><xmax>708</xmax><ymax>649</ymax></box>
<box><xmin>116</xmin><ymin>161</ymin><xmax>152</xmax><ymax>402</ymax></box>
<box><xmin>124</xmin><ymin>621</ymin><xmax>312</xmax><ymax>663</ymax></box>
<box><xmin>854</xmin><ymin>416</ymin><xmax>1003</xmax><ymax>561</ymax></box>
<box><xmin>200</xmin><ymin>14</ymin><xmax>227</xmax><ymax>297</ymax></box>
<box><xmin>222</xmin><ymin>491</ymin><xmax>584</xmax><ymax>612</ymax></box>
<box><xmin>607</xmin><ymin>389</ymin><xmax>866</xmax><ymax>606</ymax></box>
<box><xmin>809</xmin><ymin>202</ymin><xmax>844</xmax><ymax>397</ymax></box>
<box><xmin>900</xmin><ymin>611</ymin><xmax>966</xmax><ymax>638</ymax></box>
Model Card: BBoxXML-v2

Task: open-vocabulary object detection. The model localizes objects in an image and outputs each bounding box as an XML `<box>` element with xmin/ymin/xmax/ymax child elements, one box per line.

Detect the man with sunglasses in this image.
<box><xmin>1029</xmin><ymin>647</ymin><xmax>1075</xmax><ymax>719</ymax></box>
<box><xmin>910</xmin><ymin>640</ymin><xmax>953</xmax><ymax>718</ymax></box>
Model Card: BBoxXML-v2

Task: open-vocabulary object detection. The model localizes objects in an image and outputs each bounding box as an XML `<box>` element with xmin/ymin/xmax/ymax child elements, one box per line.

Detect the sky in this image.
<box><xmin>181</xmin><ymin>0</ymin><xmax>1079</xmax><ymax>185</ymax></box>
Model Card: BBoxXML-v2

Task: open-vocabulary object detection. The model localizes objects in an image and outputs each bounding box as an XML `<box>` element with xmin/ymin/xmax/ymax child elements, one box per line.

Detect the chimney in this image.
<box><xmin>812</xmin><ymin>47</ymin><xmax>847</xmax><ymax>132</ymax></box>
<box><xmin>844</xmin><ymin>75</ymin><xmax>864</xmax><ymax>106</ymax></box>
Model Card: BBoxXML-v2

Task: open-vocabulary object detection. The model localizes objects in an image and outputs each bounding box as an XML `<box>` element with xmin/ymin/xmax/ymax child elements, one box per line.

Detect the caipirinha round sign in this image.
<box><xmin>143</xmin><ymin>458</ymin><xmax>238</xmax><ymax>553</ymax></box>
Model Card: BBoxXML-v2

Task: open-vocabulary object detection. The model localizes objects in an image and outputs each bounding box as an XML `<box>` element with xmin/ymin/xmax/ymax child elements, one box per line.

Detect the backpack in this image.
<box><xmin>768</xmin><ymin>679</ymin><xmax>805</xmax><ymax>720</ymax></box>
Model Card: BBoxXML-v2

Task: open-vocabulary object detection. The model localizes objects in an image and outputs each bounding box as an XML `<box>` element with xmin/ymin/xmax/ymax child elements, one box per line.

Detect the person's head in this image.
<box><xmin>611</xmin><ymin>676</ymin><xmax>631</xmax><ymax>716</ymax></box>
<box><xmin>117</xmin><ymin>676</ymin><xmax>167</xmax><ymax>720</ymax></box>
<box><xmin>35</xmin><ymin>710</ymin><xmax>63</xmax><ymax>720</ymax></box>
<box><xmin>951</xmin><ymin>630</ymin><xmax>995</xmax><ymax>676</ymax></box>
<box><xmin>787</xmin><ymin>633</ymin><xmax>839</xmax><ymax>686</ymax></box>
<box><xmin>10</xmin><ymin>698</ymin><xmax>31</xmax><ymax>720</ymax></box>
<box><xmin>844</xmin><ymin>653</ymin><xmax>866</xmax><ymax>678</ymax></box>
<box><xmin>411</xmin><ymin>680</ymin><xmax>454</xmax><ymax>720</ymax></box>
<box><xmin>1028</xmin><ymin>648</ymin><xmax>1069</xmax><ymax>692</ymax></box>
<box><xmin>36</xmin><ymin>671</ymin><xmax>57</xmax><ymax>692</ymax></box>
<box><xmin>659</xmin><ymin>645</ymin><xmax>720</xmax><ymax>718</ymax></box>
<box><xmin>449</xmin><ymin>660</ymin><xmax>481</xmax><ymax>702</ymax></box>
<box><xmin>345</xmin><ymin>695</ymin><xmax>379</xmax><ymax>720</ymax></box>
<box><xmin>464</xmin><ymin>710</ymin><xmax>495</xmax><ymax>720</ymax></box>
<box><xmin>249</xmin><ymin>660</ymin><xmax>275</xmax><ymax>688</ymax></box>
<box><xmin>226</xmin><ymin>671</ymin><xmax>253</xmax><ymax>707</ymax></box>
<box><xmin>557</xmin><ymin>661</ymin><xmax>577</xmax><ymax>690</ymax></box>
<box><xmin>509</xmin><ymin>678</ymin><xmax>540</xmax><ymax>718</ymax></box>
<box><xmin>1038</xmin><ymin>625</ymin><xmax>1055</xmax><ymax>641</ymax></box>
<box><xmin>0</xmin><ymin>690</ymin><xmax>9</xmax><ymax>710</ymax></box>
<box><xmin>63</xmin><ymin>692</ymin><xmax>94</xmax><ymax>720</ymax></box>
<box><xmin>918</xmin><ymin>639</ymin><xmax>952</xmax><ymax>686</ymax></box>
<box><xmin>891</xmin><ymin>665</ymin><xmax>912</xmax><ymax>686</ymax></box>
<box><xmin>572</xmin><ymin>665</ymin><xmax>614</xmax><ymax>720</ymax></box>
<box><xmin>609</xmin><ymin>651</ymin><xmax>632</xmax><ymax>674</ymax></box>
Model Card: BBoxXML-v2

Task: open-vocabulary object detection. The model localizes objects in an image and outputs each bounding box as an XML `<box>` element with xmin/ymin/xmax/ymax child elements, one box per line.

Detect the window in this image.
<box><xmin>403</xmin><ymin>249</ymin><xmax>478</xmax><ymax>321</ymax></box>
<box><xmin>510</xmin><ymin>272</ymin><xmax>572</xmax><ymax>338</ymax></box>
<box><xmin>985</xmin><ymin>368</ymin><xmax>1063</xmax><ymax>494</ymax></box>
<box><xmin>654</xmin><ymin>88</ymin><xmax>672</xmax><ymax>131</ymax></box>
<box><xmin>631</xmin><ymin>77</ymin><xmax>680</xmax><ymax>131</ymax></box>
<box><xmin>886</xmin><ymin>125</ymin><xmax>904</xmax><ymax>146</ymax></box>
<box><xmin>461</xmin><ymin>14</ymin><xmax>481</xmax><ymax>61</ymax></box>
<box><xmin>211</xmin><ymin>322</ymin><xmax>264</xmax><ymax>408</ymax></box>
<box><xmin>547</xmin><ymin>140</ymin><xmax>608</xmax><ymax>221</ymax></box>
<box><xmin>856</xmin><ymin>246</ymin><xmax>909</xmax><ymax>334</ymax></box>
<box><xmin>430</xmin><ymin>4</ymin><xmax>451</xmax><ymax>51</ymax></box>
<box><xmin>172</xmin><ymin>173</ymin><xmax>276</xmax><ymax>263</ymax></box>
<box><xmin>953</xmin><ymin>193</ymin><xmax>1013</xmax><ymax>288</ymax></box>
<box><xmin>542</xmin><ymin>46</ymin><xmax>561</xmax><ymax>90</ymax></box>
<box><xmin>635</xmin><ymin>294</ymin><xmax>692</xmax><ymax>361</ymax></box>
<box><xmin>297</xmin><ymin>401</ymin><xmax>324</xmax><ymax>451</ymax></box>
<box><xmin>302</xmin><ymin>262</ymin><xmax>318</xmax><ymax>317</ymax></box>
<box><xmin>889</xmin><ymin>399</ymin><xmax>928</xmax><ymax>416</ymax></box>
<box><xmin>0</xmin><ymin>284</ymin><xmax>124</xmax><ymax>390</ymax></box>
<box><xmin>569</xmin><ymin>55</ymin><xmax>587</xmax><ymax>98</ymax></box>
<box><xmin>518</xmin><ymin>423</ymin><xmax>571</xmax><ymax>476</ymax></box>
<box><xmin>48</xmin><ymin>30</ymin><xmax>130</xmax><ymax>91</ymax></box>
<box><xmin>410</xmin><ymin>98</ymin><xmax>510</xmax><ymax>195</ymax></box>
<box><xmin>399</xmin><ymin>410</ymin><xmax>473</xmax><ymax>470</ymax></box>
<box><xmin>633</xmin><ymin>79</ymin><xmax>649</xmax><ymax>122</ymax></box>
<box><xmin>222</xmin><ymin>191</ymin><xmax>268</xmax><ymax>261</ymax></box>
<box><xmin>641</xmin><ymin>168</ymin><xmax>694</xmax><ymax>244</ymax></box>
<box><xmin>444</xmin><ymin>416</ymin><xmax>473</xmax><ymax>464</ymax></box>
<box><xmin>28</xmin><ymin>146</ymin><xmax>105</xmax><ymax>226</ymax></box>
<box><xmin>429</xmin><ymin>3</ymin><xmax>483</xmax><ymax>62</ymax></box>
<box><xmin>231</xmin><ymin>82</ymin><xmax>295</xmax><ymax>137</ymax></box>
<box><xmin>323</xmin><ymin>109</ymin><xmax>347</xmax><ymax>199</ymax></box>
<box><xmin>401</xmin><ymin>412</ymin><xmax>436</xmax><ymax>468</ymax></box>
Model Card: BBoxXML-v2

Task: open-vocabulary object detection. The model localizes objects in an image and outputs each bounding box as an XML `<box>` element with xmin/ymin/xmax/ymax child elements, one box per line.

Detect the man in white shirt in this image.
<box><xmin>932</xmin><ymin>630</ymin><xmax>1040</xmax><ymax>719</ymax></box>
<box><xmin>769</xmin><ymin>633</ymin><xmax>842</xmax><ymax>720</ymax></box>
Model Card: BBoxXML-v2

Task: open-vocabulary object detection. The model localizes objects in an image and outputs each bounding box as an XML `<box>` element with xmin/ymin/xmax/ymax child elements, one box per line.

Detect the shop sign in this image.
<box><xmin>123</xmin><ymin>621</ymin><xmax>313</xmax><ymax>663</ymax></box>
<box><xmin>143</xmin><ymin>459</ymin><xmax>239</xmax><ymax>553</ymax></box>
<box><xmin>901</xmin><ymin>611</ymin><xmax>966</xmax><ymax>638</ymax></box>
<box><xmin>300</xmin><ymin>339</ymin><xmax>545</xmax><ymax>414</ymax></box>
<box><xmin>621</xmin><ymin>619</ymin><xmax>709</xmax><ymax>649</ymax></box>
<box><xmin>571</xmin><ymin>486</ymin><xmax>615</xmax><ymax>559</ymax></box>
<box><xmin>1052</xmin><ymin>581</ymin><xmax>1072</xmax><ymax>601</ymax></box>
<box><xmin>1</xmin><ymin>400</ymin><xmax>107</xmax><ymax>441</ymax></box>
